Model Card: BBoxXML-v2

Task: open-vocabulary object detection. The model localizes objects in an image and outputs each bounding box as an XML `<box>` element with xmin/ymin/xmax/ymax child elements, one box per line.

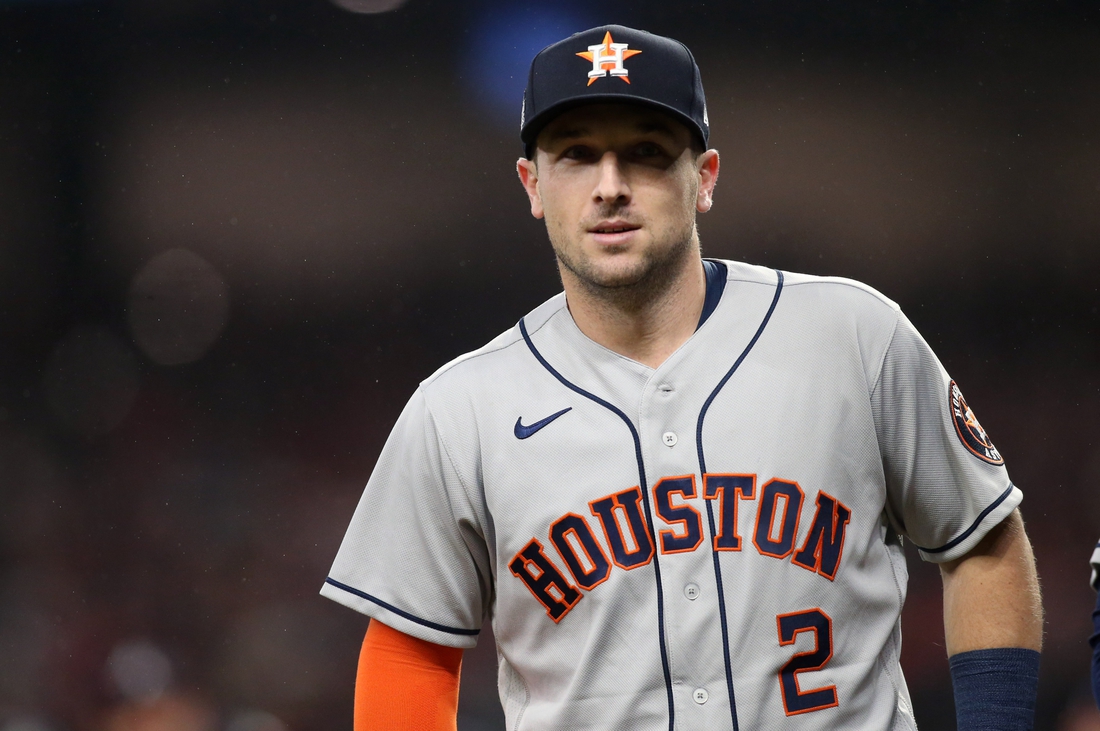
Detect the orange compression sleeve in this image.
<box><xmin>355</xmin><ymin>620</ymin><xmax>464</xmax><ymax>731</ymax></box>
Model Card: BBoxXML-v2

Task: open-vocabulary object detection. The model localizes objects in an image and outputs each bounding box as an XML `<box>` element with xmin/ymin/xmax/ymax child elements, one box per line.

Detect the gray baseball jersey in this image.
<box><xmin>322</xmin><ymin>260</ymin><xmax>1021</xmax><ymax>730</ymax></box>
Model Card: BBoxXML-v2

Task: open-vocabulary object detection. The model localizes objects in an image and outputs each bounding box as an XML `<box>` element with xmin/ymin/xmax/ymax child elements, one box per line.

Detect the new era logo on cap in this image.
<box><xmin>519</xmin><ymin>24</ymin><xmax>709</xmax><ymax>158</ymax></box>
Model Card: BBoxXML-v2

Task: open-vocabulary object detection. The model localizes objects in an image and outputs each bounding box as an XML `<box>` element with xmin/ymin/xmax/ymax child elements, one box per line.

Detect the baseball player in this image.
<box><xmin>1092</xmin><ymin>541</ymin><xmax>1100</xmax><ymax>709</ymax></box>
<box><xmin>322</xmin><ymin>25</ymin><xmax>1043</xmax><ymax>730</ymax></box>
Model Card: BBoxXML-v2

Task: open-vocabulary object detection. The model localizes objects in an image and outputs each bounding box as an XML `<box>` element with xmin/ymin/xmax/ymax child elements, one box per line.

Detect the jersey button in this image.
<box><xmin>684</xmin><ymin>583</ymin><xmax>700</xmax><ymax>600</ymax></box>
<box><xmin>662</xmin><ymin>431</ymin><xmax>678</xmax><ymax>447</ymax></box>
<box><xmin>693</xmin><ymin>688</ymin><xmax>709</xmax><ymax>705</ymax></box>
<box><xmin>658</xmin><ymin>383</ymin><xmax>674</xmax><ymax>393</ymax></box>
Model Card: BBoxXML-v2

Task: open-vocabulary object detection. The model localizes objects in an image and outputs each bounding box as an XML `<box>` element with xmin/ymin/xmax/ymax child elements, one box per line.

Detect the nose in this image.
<box><xmin>592</xmin><ymin>152</ymin><xmax>630</xmax><ymax>205</ymax></box>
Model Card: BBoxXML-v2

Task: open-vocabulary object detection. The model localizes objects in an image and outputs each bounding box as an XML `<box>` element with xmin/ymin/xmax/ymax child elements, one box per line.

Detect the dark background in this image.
<box><xmin>1</xmin><ymin>1</ymin><xmax>1098</xmax><ymax>729</ymax></box>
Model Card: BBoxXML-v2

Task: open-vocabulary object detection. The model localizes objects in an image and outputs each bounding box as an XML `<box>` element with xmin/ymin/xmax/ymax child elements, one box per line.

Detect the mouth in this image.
<box><xmin>588</xmin><ymin>221</ymin><xmax>641</xmax><ymax>238</ymax></box>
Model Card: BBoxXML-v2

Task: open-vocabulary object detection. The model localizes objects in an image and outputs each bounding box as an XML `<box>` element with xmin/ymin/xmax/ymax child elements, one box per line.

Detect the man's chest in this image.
<box><xmin>479</xmin><ymin>339</ymin><xmax>885</xmax><ymax>612</ymax></box>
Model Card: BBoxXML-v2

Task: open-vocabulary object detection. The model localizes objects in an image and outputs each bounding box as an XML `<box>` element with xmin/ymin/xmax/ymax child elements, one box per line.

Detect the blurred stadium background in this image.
<box><xmin>0</xmin><ymin>0</ymin><xmax>1098</xmax><ymax>729</ymax></box>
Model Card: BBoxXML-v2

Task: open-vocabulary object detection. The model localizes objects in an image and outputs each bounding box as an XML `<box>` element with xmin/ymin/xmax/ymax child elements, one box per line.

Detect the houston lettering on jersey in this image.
<box><xmin>509</xmin><ymin>472</ymin><xmax>853</xmax><ymax>622</ymax></box>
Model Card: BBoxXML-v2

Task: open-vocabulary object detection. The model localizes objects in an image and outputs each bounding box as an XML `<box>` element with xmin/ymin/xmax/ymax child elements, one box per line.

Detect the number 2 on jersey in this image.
<box><xmin>776</xmin><ymin>608</ymin><xmax>839</xmax><ymax>715</ymax></box>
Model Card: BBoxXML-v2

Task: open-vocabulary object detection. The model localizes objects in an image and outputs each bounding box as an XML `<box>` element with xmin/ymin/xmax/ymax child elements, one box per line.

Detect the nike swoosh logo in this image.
<box><xmin>514</xmin><ymin>407</ymin><xmax>572</xmax><ymax>440</ymax></box>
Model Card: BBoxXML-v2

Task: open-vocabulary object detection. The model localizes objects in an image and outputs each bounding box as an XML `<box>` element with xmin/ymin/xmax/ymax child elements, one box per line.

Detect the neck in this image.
<box><xmin>560</xmin><ymin>247</ymin><xmax>707</xmax><ymax>370</ymax></box>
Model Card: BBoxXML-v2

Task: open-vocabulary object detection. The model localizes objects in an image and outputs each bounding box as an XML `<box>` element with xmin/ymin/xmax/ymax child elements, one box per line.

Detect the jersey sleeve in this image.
<box><xmin>321</xmin><ymin>387</ymin><xmax>491</xmax><ymax>648</ymax></box>
<box><xmin>871</xmin><ymin>312</ymin><xmax>1022</xmax><ymax>563</ymax></box>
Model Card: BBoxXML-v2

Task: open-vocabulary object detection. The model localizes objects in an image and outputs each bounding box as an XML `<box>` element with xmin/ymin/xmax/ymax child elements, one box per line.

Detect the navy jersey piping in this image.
<box><xmin>324</xmin><ymin>577</ymin><xmax>480</xmax><ymax>636</ymax></box>
<box><xmin>914</xmin><ymin>483</ymin><xmax>1016</xmax><ymax>554</ymax></box>
<box><xmin>694</xmin><ymin>268</ymin><xmax>784</xmax><ymax>731</ymax></box>
<box><xmin>519</xmin><ymin>319</ymin><xmax>676</xmax><ymax>731</ymax></box>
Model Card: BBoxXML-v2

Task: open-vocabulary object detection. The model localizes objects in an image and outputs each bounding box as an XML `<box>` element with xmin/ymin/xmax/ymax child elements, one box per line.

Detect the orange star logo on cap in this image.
<box><xmin>576</xmin><ymin>31</ymin><xmax>642</xmax><ymax>86</ymax></box>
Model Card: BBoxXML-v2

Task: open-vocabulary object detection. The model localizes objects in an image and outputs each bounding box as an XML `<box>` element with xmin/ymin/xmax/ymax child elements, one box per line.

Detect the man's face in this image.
<box><xmin>517</xmin><ymin>103</ymin><xmax>719</xmax><ymax>294</ymax></box>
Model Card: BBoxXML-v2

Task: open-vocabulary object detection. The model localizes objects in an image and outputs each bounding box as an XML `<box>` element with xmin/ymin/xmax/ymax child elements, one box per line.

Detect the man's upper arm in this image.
<box><xmin>321</xmin><ymin>386</ymin><xmax>491</xmax><ymax>648</ymax></box>
<box><xmin>871</xmin><ymin>311</ymin><xmax>1022</xmax><ymax>562</ymax></box>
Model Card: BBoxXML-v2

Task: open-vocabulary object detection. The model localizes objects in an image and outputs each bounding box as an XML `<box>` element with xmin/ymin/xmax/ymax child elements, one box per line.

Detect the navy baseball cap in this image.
<box><xmin>520</xmin><ymin>24</ymin><xmax>709</xmax><ymax>159</ymax></box>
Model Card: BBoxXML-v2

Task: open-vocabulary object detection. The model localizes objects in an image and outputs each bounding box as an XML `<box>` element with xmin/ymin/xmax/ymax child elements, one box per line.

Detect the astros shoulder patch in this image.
<box><xmin>949</xmin><ymin>380</ymin><xmax>1004</xmax><ymax>465</ymax></box>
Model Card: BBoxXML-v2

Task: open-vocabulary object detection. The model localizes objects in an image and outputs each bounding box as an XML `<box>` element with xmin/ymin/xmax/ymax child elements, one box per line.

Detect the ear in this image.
<box><xmin>516</xmin><ymin>157</ymin><xmax>545</xmax><ymax>219</ymax></box>
<box><xmin>695</xmin><ymin>149</ymin><xmax>720</xmax><ymax>213</ymax></box>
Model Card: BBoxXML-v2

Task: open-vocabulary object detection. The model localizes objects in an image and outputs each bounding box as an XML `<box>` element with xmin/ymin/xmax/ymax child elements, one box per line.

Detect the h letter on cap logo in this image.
<box><xmin>576</xmin><ymin>31</ymin><xmax>641</xmax><ymax>86</ymax></box>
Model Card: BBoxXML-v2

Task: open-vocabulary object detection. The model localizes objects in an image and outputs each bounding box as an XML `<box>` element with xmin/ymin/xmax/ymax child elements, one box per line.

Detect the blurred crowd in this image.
<box><xmin>1</xmin><ymin>1</ymin><xmax>1098</xmax><ymax>730</ymax></box>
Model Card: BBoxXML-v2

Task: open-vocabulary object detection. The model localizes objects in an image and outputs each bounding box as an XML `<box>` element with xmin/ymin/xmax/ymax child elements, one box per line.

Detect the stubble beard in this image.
<box><xmin>550</xmin><ymin>214</ymin><xmax>699</xmax><ymax>314</ymax></box>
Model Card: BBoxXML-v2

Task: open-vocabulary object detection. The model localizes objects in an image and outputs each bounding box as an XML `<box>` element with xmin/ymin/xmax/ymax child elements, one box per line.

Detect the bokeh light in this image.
<box><xmin>329</xmin><ymin>0</ymin><xmax>408</xmax><ymax>13</ymax></box>
<box><xmin>224</xmin><ymin>710</ymin><xmax>287</xmax><ymax>731</ymax></box>
<box><xmin>100</xmin><ymin>693</ymin><xmax>217</xmax><ymax>731</ymax></box>
<box><xmin>127</xmin><ymin>248</ymin><xmax>229</xmax><ymax>366</ymax></box>
<box><xmin>462</xmin><ymin>3</ymin><xmax>595</xmax><ymax>123</ymax></box>
<box><xmin>107</xmin><ymin>639</ymin><xmax>173</xmax><ymax>702</ymax></box>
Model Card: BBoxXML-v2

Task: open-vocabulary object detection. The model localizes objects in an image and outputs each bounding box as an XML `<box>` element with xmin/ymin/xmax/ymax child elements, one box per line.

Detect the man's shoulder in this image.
<box><xmin>781</xmin><ymin>268</ymin><xmax>900</xmax><ymax>312</ymax></box>
<box><xmin>720</xmin><ymin>260</ymin><xmax>901</xmax><ymax>319</ymax></box>
<box><xmin>419</xmin><ymin>291</ymin><xmax>567</xmax><ymax>394</ymax></box>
